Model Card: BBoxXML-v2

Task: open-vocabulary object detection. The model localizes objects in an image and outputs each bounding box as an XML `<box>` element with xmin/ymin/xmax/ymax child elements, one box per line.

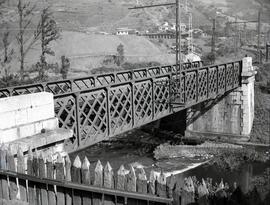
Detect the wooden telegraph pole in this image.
<box><xmin>211</xmin><ymin>18</ymin><xmax>216</xmax><ymax>63</ymax></box>
<box><xmin>176</xmin><ymin>0</ymin><xmax>181</xmax><ymax>69</ymax></box>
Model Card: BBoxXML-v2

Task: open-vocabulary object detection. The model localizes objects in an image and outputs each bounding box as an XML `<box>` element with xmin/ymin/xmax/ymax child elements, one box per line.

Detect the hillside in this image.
<box><xmin>6</xmin><ymin>31</ymin><xmax>175</xmax><ymax>73</ymax></box>
<box><xmin>194</xmin><ymin>0</ymin><xmax>270</xmax><ymax>23</ymax></box>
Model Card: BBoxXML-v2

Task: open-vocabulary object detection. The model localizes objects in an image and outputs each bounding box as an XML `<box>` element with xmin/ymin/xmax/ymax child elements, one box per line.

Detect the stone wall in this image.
<box><xmin>186</xmin><ymin>57</ymin><xmax>256</xmax><ymax>141</ymax></box>
<box><xmin>0</xmin><ymin>92</ymin><xmax>59</xmax><ymax>143</ymax></box>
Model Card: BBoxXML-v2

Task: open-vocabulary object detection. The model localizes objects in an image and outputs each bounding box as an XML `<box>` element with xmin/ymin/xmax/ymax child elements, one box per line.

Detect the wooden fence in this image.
<box><xmin>0</xmin><ymin>145</ymin><xmax>177</xmax><ymax>205</ymax></box>
<box><xmin>1</xmin><ymin>145</ymin><xmax>266</xmax><ymax>205</ymax></box>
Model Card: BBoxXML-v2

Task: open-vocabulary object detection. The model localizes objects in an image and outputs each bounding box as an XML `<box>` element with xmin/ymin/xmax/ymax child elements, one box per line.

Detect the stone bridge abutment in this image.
<box><xmin>185</xmin><ymin>57</ymin><xmax>256</xmax><ymax>141</ymax></box>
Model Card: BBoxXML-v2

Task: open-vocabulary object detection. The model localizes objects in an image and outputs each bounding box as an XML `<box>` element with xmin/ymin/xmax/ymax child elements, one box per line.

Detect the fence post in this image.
<box><xmin>116</xmin><ymin>165</ymin><xmax>126</xmax><ymax>190</ymax></box>
<box><xmin>197</xmin><ymin>179</ymin><xmax>209</xmax><ymax>205</ymax></box>
<box><xmin>173</xmin><ymin>179</ymin><xmax>182</xmax><ymax>205</ymax></box>
<box><xmin>137</xmin><ymin>168</ymin><xmax>147</xmax><ymax>194</ymax></box>
<box><xmin>157</xmin><ymin>171</ymin><xmax>167</xmax><ymax>198</ymax></box>
<box><xmin>46</xmin><ymin>155</ymin><xmax>56</xmax><ymax>205</ymax></box>
<box><xmin>167</xmin><ymin>174</ymin><xmax>176</xmax><ymax>199</ymax></box>
<box><xmin>55</xmin><ymin>153</ymin><xmax>65</xmax><ymax>205</ymax></box>
<box><xmin>7</xmin><ymin>145</ymin><xmax>17</xmax><ymax>200</ymax></box>
<box><xmin>33</xmin><ymin>150</ymin><xmax>41</xmax><ymax>205</ymax></box>
<box><xmin>27</xmin><ymin>147</ymin><xmax>36</xmax><ymax>205</ymax></box>
<box><xmin>71</xmin><ymin>155</ymin><xmax>82</xmax><ymax>205</ymax></box>
<box><xmin>0</xmin><ymin>145</ymin><xmax>8</xmax><ymax>200</ymax></box>
<box><xmin>93</xmin><ymin>160</ymin><xmax>103</xmax><ymax>205</ymax></box>
<box><xmin>149</xmin><ymin>170</ymin><xmax>156</xmax><ymax>195</ymax></box>
<box><xmin>126</xmin><ymin>165</ymin><xmax>136</xmax><ymax>192</ymax></box>
<box><xmin>94</xmin><ymin>160</ymin><xmax>103</xmax><ymax>187</ymax></box>
<box><xmin>39</xmin><ymin>153</ymin><xmax>48</xmax><ymax>205</ymax></box>
<box><xmin>104</xmin><ymin>162</ymin><xmax>115</xmax><ymax>205</ymax></box>
<box><xmin>65</xmin><ymin>155</ymin><xmax>72</xmax><ymax>205</ymax></box>
<box><xmin>82</xmin><ymin>156</ymin><xmax>91</xmax><ymax>205</ymax></box>
<box><xmin>104</xmin><ymin>162</ymin><xmax>114</xmax><ymax>189</ymax></box>
<box><xmin>45</xmin><ymin>155</ymin><xmax>56</xmax><ymax>205</ymax></box>
<box><xmin>17</xmin><ymin>147</ymin><xmax>27</xmax><ymax>202</ymax></box>
<box><xmin>181</xmin><ymin>177</ymin><xmax>195</xmax><ymax>205</ymax></box>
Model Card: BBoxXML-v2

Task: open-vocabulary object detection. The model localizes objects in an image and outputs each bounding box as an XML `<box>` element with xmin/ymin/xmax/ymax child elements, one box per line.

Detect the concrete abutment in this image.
<box><xmin>185</xmin><ymin>57</ymin><xmax>256</xmax><ymax>142</ymax></box>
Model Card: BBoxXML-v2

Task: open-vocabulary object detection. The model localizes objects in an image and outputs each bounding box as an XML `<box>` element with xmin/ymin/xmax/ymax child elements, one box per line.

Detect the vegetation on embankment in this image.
<box><xmin>154</xmin><ymin>142</ymin><xmax>270</xmax><ymax>171</ymax></box>
<box><xmin>177</xmin><ymin>176</ymin><xmax>270</xmax><ymax>205</ymax></box>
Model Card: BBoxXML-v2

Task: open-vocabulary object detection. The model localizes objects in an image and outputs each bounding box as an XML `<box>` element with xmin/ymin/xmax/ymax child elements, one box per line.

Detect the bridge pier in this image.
<box><xmin>185</xmin><ymin>57</ymin><xmax>256</xmax><ymax>142</ymax></box>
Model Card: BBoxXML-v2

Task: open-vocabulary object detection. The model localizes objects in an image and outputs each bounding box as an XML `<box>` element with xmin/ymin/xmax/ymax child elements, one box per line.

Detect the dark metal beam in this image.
<box><xmin>128</xmin><ymin>3</ymin><xmax>176</xmax><ymax>9</ymax></box>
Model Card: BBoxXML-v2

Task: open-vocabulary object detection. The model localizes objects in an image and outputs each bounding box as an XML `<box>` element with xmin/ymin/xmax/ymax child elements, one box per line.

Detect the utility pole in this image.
<box><xmin>257</xmin><ymin>9</ymin><xmax>262</xmax><ymax>64</ymax></box>
<box><xmin>129</xmin><ymin>1</ymin><xmax>181</xmax><ymax>67</ymax></box>
<box><xmin>266</xmin><ymin>43</ymin><xmax>269</xmax><ymax>62</ymax></box>
<box><xmin>176</xmin><ymin>0</ymin><xmax>181</xmax><ymax>70</ymax></box>
<box><xmin>211</xmin><ymin>18</ymin><xmax>216</xmax><ymax>63</ymax></box>
<box><xmin>128</xmin><ymin>1</ymin><xmax>183</xmax><ymax>107</ymax></box>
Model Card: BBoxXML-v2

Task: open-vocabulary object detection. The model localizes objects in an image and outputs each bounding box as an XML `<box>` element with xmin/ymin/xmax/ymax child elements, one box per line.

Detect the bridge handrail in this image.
<box><xmin>0</xmin><ymin>61</ymin><xmax>203</xmax><ymax>98</ymax></box>
<box><xmin>53</xmin><ymin>60</ymin><xmax>242</xmax><ymax>98</ymax></box>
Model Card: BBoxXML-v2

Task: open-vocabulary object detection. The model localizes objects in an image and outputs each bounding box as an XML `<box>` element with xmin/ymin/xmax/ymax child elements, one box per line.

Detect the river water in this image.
<box><xmin>70</xmin><ymin>129</ymin><xmax>270</xmax><ymax>197</ymax></box>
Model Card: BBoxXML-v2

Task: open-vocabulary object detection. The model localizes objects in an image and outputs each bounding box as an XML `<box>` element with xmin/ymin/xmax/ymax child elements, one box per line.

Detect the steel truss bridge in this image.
<box><xmin>0</xmin><ymin>60</ymin><xmax>242</xmax><ymax>151</ymax></box>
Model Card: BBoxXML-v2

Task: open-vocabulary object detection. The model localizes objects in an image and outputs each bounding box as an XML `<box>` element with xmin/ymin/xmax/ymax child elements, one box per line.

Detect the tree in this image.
<box><xmin>202</xmin><ymin>52</ymin><xmax>215</xmax><ymax>65</ymax></box>
<box><xmin>0</xmin><ymin>28</ymin><xmax>14</xmax><ymax>86</ymax></box>
<box><xmin>16</xmin><ymin>0</ymin><xmax>39</xmax><ymax>79</ymax></box>
<box><xmin>116</xmin><ymin>43</ymin><xmax>124</xmax><ymax>66</ymax></box>
<box><xmin>0</xmin><ymin>0</ymin><xmax>6</xmax><ymax>19</ymax></box>
<box><xmin>35</xmin><ymin>7</ymin><xmax>60</xmax><ymax>80</ymax></box>
<box><xmin>60</xmin><ymin>55</ymin><xmax>70</xmax><ymax>79</ymax></box>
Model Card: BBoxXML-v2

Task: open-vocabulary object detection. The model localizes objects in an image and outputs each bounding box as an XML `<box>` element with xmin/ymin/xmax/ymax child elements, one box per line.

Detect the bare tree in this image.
<box><xmin>35</xmin><ymin>7</ymin><xmax>60</xmax><ymax>79</ymax></box>
<box><xmin>16</xmin><ymin>0</ymin><xmax>39</xmax><ymax>79</ymax></box>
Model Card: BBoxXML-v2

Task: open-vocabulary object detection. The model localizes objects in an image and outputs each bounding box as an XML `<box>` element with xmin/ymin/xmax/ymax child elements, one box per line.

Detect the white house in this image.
<box><xmin>116</xmin><ymin>28</ymin><xmax>129</xmax><ymax>35</ymax></box>
<box><xmin>168</xmin><ymin>23</ymin><xmax>187</xmax><ymax>32</ymax></box>
<box><xmin>158</xmin><ymin>22</ymin><xmax>170</xmax><ymax>32</ymax></box>
<box><xmin>116</xmin><ymin>28</ymin><xmax>139</xmax><ymax>35</ymax></box>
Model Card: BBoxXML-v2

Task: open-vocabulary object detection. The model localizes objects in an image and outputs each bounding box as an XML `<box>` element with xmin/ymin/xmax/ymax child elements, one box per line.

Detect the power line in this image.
<box><xmin>128</xmin><ymin>2</ymin><xmax>176</xmax><ymax>9</ymax></box>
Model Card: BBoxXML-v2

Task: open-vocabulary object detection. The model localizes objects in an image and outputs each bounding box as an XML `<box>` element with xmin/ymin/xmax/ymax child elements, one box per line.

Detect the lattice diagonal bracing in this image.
<box><xmin>226</xmin><ymin>64</ymin><xmax>234</xmax><ymax>90</ymax></box>
<box><xmin>134</xmin><ymin>81</ymin><xmax>153</xmax><ymax>126</ymax></box>
<box><xmin>198</xmin><ymin>69</ymin><xmax>208</xmax><ymax>100</ymax></box>
<box><xmin>154</xmin><ymin>77</ymin><xmax>170</xmax><ymax>118</ymax></box>
<box><xmin>185</xmin><ymin>72</ymin><xmax>197</xmax><ymax>103</ymax></box>
<box><xmin>109</xmin><ymin>86</ymin><xmax>132</xmax><ymax>135</ymax></box>
<box><xmin>55</xmin><ymin>96</ymin><xmax>77</xmax><ymax>137</ymax></box>
<box><xmin>208</xmin><ymin>67</ymin><xmax>217</xmax><ymax>97</ymax></box>
<box><xmin>79</xmin><ymin>90</ymin><xmax>107</xmax><ymax>143</ymax></box>
<box><xmin>218</xmin><ymin>66</ymin><xmax>226</xmax><ymax>94</ymax></box>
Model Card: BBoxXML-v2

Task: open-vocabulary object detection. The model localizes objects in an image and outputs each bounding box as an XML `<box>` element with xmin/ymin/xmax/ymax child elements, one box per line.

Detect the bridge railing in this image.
<box><xmin>53</xmin><ymin>60</ymin><xmax>242</xmax><ymax>150</ymax></box>
<box><xmin>0</xmin><ymin>61</ymin><xmax>202</xmax><ymax>98</ymax></box>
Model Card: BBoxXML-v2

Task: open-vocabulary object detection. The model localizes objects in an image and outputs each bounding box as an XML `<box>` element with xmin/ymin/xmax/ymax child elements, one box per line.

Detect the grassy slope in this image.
<box><xmin>197</xmin><ymin>0</ymin><xmax>270</xmax><ymax>22</ymax></box>
<box><xmin>7</xmin><ymin>31</ymin><xmax>174</xmax><ymax>73</ymax></box>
